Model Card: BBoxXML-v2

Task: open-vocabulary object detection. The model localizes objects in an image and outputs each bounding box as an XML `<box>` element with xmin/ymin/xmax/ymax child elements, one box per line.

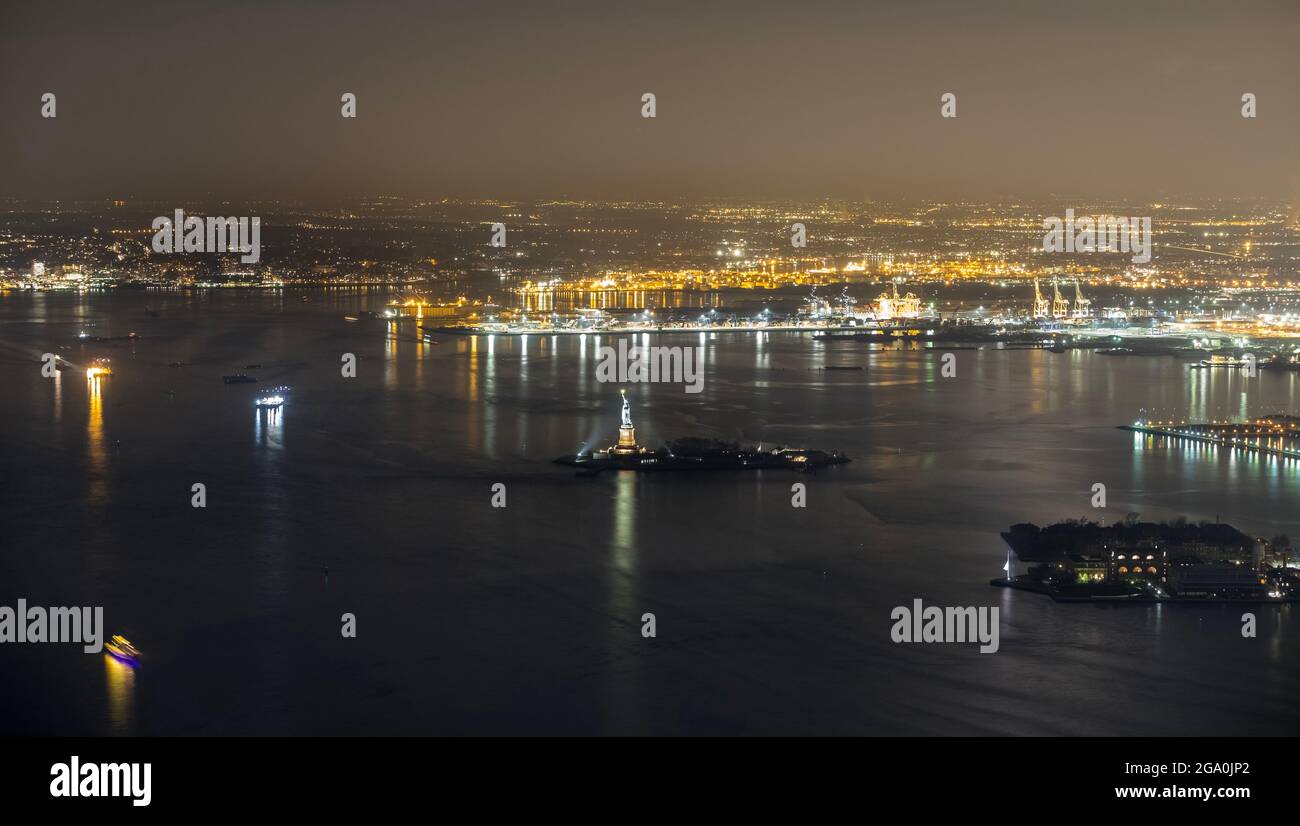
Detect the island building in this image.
<box><xmin>1007</xmin><ymin>520</ymin><xmax>1282</xmax><ymax>598</ymax></box>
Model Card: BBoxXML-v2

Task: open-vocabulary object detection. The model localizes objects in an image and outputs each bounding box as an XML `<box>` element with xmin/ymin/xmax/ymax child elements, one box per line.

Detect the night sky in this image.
<box><xmin>1</xmin><ymin>0</ymin><xmax>1296</xmax><ymax>201</ymax></box>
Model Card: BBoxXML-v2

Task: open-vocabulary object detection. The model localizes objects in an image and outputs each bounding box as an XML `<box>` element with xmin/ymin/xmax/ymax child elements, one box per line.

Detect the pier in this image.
<box><xmin>1120</xmin><ymin>417</ymin><xmax>1300</xmax><ymax>461</ymax></box>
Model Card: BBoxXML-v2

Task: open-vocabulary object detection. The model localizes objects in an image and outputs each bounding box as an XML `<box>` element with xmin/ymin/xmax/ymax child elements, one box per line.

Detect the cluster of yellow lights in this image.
<box><xmin>518</xmin><ymin>268</ymin><xmax>849</xmax><ymax>292</ymax></box>
<box><xmin>394</xmin><ymin>295</ymin><xmax>477</xmax><ymax>308</ymax></box>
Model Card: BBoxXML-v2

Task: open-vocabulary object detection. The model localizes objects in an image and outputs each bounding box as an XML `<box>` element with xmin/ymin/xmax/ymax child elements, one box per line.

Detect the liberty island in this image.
<box><xmin>553</xmin><ymin>390</ymin><xmax>851</xmax><ymax>475</ymax></box>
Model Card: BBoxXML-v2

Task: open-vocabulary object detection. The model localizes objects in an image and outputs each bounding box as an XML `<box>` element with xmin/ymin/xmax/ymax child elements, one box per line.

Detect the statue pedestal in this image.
<box><xmin>617</xmin><ymin>424</ymin><xmax>637</xmax><ymax>448</ymax></box>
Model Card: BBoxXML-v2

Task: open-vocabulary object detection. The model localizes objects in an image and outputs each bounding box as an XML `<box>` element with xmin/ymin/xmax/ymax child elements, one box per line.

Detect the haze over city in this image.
<box><xmin>1</xmin><ymin>0</ymin><xmax>1297</xmax><ymax>202</ymax></box>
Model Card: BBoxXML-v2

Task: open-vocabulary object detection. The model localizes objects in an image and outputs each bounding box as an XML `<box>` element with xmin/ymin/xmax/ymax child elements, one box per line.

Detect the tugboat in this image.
<box><xmin>554</xmin><ymin>391</ymin><xmax>850</xmax><ymax>475</ymax></box>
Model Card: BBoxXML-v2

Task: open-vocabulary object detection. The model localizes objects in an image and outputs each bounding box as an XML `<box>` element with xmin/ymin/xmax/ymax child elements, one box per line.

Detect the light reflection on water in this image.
<box><xmin>254</xmin><ymin>406</ymin><xmax>284</xmax><ymax>450</ymax></box>
<box><xmin>103</xmin><ymin>655</ymin><xmax>136</xmax><ymax>736</ymax></box>
<box><xmin>87</xmin><ymin>374</ymin><xmax>106</xmax><ymax>505</ymax></box>
<box><xmin>385</xmin><ymin>321</ymin><xmax>399</xmax><ymax>390</ymax></box>
<box><xmin>484</xmin><ymin>335</ymin><xmax>496</xmax><ymax>458</ymax></box>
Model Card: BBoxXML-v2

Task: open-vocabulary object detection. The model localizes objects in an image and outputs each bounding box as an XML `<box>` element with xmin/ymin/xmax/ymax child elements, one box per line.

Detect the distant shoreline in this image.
<box><xmin>991</xmin><ymin>577</ymin><xmax>1296</xmax><ymax>604</ymax></box>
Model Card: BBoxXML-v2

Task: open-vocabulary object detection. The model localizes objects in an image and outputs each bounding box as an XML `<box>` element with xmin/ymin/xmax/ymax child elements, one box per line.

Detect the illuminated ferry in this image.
<box><xmin>86</xmin><ymin>358</ymin><xmax>112</xmax><ymax>379</ymax></box>
<box><xmin>255</xmin><ymin>386</ymin><xmax>289</xmax><ymax>409</ymax></box>
<box><xmin>105</xmin><ymin>635</ymin><xmax>141</xmax><ymax>665</ymax></box>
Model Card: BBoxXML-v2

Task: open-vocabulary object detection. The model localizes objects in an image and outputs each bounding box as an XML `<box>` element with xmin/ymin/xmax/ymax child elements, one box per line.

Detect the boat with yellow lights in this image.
<box><xmin>105</xmin><ymin>635</ymin><xmax>141</xmax><ymax>664</ymax></box>
<box><xmin>85</xmin><ymin>358</ymin><xmax>112</xmax><ymax>379</ymax></box>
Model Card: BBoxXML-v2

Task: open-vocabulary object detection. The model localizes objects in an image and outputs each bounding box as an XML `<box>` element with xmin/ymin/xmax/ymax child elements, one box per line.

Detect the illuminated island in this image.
<box><xmin>994</xmin><ymin>519</ymin><xmax>1297</xmax><ymax>602</ymax></box>
<box><xmin>554</xmin><ymin>390</ymin><xmax>850</xmax><ymax>476</ymax></box>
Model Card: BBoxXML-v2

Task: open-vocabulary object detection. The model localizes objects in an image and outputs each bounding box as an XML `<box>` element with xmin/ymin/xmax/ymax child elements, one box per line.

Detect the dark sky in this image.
<box><xmin>1</xmin><ymin>0</ymin><xmax>1296</xmax><ymax>203</ymax></box>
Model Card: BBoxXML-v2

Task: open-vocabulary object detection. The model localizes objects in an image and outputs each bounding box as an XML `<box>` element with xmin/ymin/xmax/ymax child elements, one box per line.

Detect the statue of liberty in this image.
<box><xmin>616</xmin><ymin>389</ymin><xmax>637</xmax><ymax>449</ymax></box>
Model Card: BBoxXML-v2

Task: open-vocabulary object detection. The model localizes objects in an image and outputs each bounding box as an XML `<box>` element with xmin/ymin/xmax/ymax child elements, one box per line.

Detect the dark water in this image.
<box><xmin>1</xmin><ymin>290</ymin><xmax>1297</xmax><ymax>735</ymax></box>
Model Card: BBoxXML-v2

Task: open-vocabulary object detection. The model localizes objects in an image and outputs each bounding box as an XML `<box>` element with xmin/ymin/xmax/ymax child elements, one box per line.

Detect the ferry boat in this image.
<box><xmin>1192</xmin><ymin>353</ymin><xmax>1258</xmax><ymax>370</ymax></box>
<box><xmin>255</xmin><ymin>386</ymin><xmax>289</xmax><ymax>409</ymax></box>
<box><xmin>105</xmin><ymin>635</ymin><xmax>141</xmax><ymax>664</ymax></box>
<box><xmin>86</xmin><ymin>358</ymin><xmax>112</xmax><ymax>379</ymax></box>
<box><xmin>813</xmin><ymin>330</ymin><xmax>889</xmax><ymax>341</ymax></box>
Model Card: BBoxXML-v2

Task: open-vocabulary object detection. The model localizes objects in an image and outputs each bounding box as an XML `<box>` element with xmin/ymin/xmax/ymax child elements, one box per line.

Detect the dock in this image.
<box><xmin>1120</xmin><ymin>423</ymin><xmax>1300</xmax><ymax>461</ymax></box>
